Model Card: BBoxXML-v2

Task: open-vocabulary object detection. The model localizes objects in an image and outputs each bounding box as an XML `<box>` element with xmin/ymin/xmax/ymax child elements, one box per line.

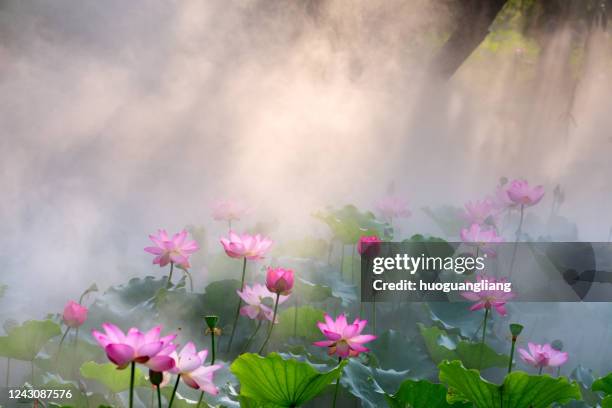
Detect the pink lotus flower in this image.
<box><xmin>357</xmin><ymin>236</ymin><xmax>382</xmax><ymax>257</ymax></box>
<box><xmin>63</xmin><ymin>300</ymin><xmax>88</xmax><ymax>328</ymax></box>
<box><xmin>212</xmin><ymin>199</ymin><xmax>249</xmax><ymax>222</ymax></box>
<box><xmin>266</xmin><ymin>267</ymin><xmax>295</xmax><ymax>295</ymax></box>
<box><xmin>169</xmin><ymin>342</ymin><xmax>221</xmax><ymax>395</ymax></box>
<box><xmin>92</xmin><ymin>323</ymin><xmax>177</xmax><ymax>371</ymax></box>
<box><xmin>313</xmin><ymin>314</ymin><xmax>376</xmax><ymax>358</ymax></box>
<box><xmin>490</xmin><ymin>183</ymin><xmax>518</xmax><ymax>211</ymax></box>
<box><xmin>220</xmin><ymin>232</ymin><xmax>273</xmax><ymax>260</ymax></box>
<box><xmin>375</xmin><ymin>195</ymin><xmax>411</xmax><ymax>222</ymax></box>
<box><xmin>506</xmin><ymin>179</ymin><xmax>545</xmax><ymax>207</ymax></box>
<box><xmin>144</xmin><ymin>229</ymin><xmax>199</xmax><ymax>268</ymax></box>
<box><xmin>519</xmin><ymin>342</ymin><xmax>568</xmax><ymax>370</ymax></box>
<box><xmin>461</xmin><ymin>223</ymin><xmax>504</xmax><ymax>245</ymax></box>
<box><xmin>461</xmin><ymin>275</ymin><xmax>514</xmax><ymax>316</ymax></box>
<box><xmin>237</xmin><ymin>283</ymin><xmax>289</xmax><ymax>322</ymax></box>
<box><xmin>463</xmin><ymin>199</ymin><xmax>498</xmax><ymax>226</ymax></box>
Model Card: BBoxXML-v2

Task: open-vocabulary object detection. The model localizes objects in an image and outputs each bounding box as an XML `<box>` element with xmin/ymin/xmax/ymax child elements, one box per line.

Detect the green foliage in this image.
<box><xmin>294</xmin><ymin>278</ymin><xmax>334</xmax><ymax>303</ymax></box>
<box><xmin>160</xmin><ymin>388</ymin><xmax>199</xmax><ymax>407</ymax></box>
<box><xmin>0</xmin><ymin>319</ymin><xmax>61</xmax><ymax>361</ymax></box>
<box><xmin>418</xmin><ymin>324</ymin><xmax>507</xmax><ymax>370</ymax></box>
<box><xmin>201</xmin><ymin>279</ymin><xmax>242</xmax><ymax>324</ymax></box>
<box><xmin>41</xmin><ymin>373</ymin><xmax>110</xmax><ymax>407</ymax></box>
<box><xmin>385</xmin><ymin>379</ymin><xmax>469</xmax><ymax>408</ymax></box>
<box><xmin>439</xmin><ymin>360</ymin><xmax>582</xmax><ymax>408</ymax></box>
<box><xmin>592</xmin><ymin>372</ymin><xmax>612</xmax><ymax>395</ymax></box>
<box><xmin>230</xmin><ymin>352</ymin><xmax>345</xmax><ymax>407</ymax></box>
<box><xmin>35</xmin><ymin>337</ymin><xmax>105</xmax><ymax>380</ymax></box>
<box><xmin>426</xmin><ymin>303</ymin><xmax>483</xmax><ymax>338</ymax></box>
<box><xmin>369</xmin><ymin>330</ymin><xmax>437</xmax><ymax>378</ymax></box>
<box><xmin>276</xmin><ymin>305</ymin><xmax>325</xmax><ymax>341</ymax></box>
<box><xmin>314</xmin><ymin>204</ymin><xmax>388</xmax><ymax>244</ymax></box>
<box><xmin>80</xmin><ymin>361</ymin><xmax>147</xmax><ymax>393</ymax></box>
<box><xmin>593</xmin><ymin>372</ymin><xmax>612</xmax><ymax>407</ymax></box>
<box><xmin>340</xmin><ymin>358</ymin><xmax>408</xmax><ymax>408</ymax></box>
<box><xmin>570</xmin><ymin>365</ymin><xmax>600</xmax><ymax>406</ymax></box>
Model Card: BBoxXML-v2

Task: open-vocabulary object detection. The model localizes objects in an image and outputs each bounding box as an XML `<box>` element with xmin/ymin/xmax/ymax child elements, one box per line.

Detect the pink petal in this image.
<box><xmin>143</xmin><ymin>326</ymin><xmax>162</xmax><ymax>343</ymax></box>
<box><xmin>144</xmin><ymin>246</ymin><xmax>164</xmax><ymax>255</ymax></box>
<box><xmin>137</xmin><ymin>341</ymin><xmax>164</xmax><ymax>358</ymax></box>
<box><xmin>102</xmin><ymin>323</ymin><xmax>125</xmax><ymax>343</ymax></box>
<box><xmin>528</xmin><ymin>343</ymin><xmax>541</xmax><ymax>356</ymax></box>
<box><xmin>182</xmin><ymin>374</ymin><xmax>200</xmax><ymax>389</ymax></box>
<box><xmin>518</xmin><ymin>348</ymin><xmax>537</xmax><ymax>366</ymax></box>
<box><xmin>469</xmin><ymin>302</ymin><xmax>486</xmax><ymax>312</ymax></box>
<box><xmin>350</xmin><ymin>344</ymin><xmax>370</xmax><ymax>353</ymax></box>
<box><xmin>493</xmin><ymin>303</ymin><xmax>507</xmax><ymax>316</ymax></box>
<box><xmin>146</xmin><ymin>355</ymin><xmax>176</xmax><ymax>372</ymax></box>
<box><xmin>324</xmin><ymin>314</ymin><xmax>335</xmax><ymax>328</ymax></box>
<box><xmin>105</xmin><ymin>344</ymin><xmax>135</xmax><ymax>368</ymax></box>
<box><xmin>178</xmin><ymin>355</ymin><xmax>202</xmax><ymax>373</ymax></box>
<box><xmin>461</xmin><ymin>292</ymin><xmax>482</xmax><ymax>301</ymax></box>
<box><xmin>342</xmin><ymin>324</ymin><xmax>360</xmax><ymax>339</ymax></box>
<box><xmin>548</xmin><ymin>351</ymin><xmax>568</xmax><ymax>367</ymax></box>
<box><xmin>348</xmin><ymin>334</ymin><xmax>377</xmax><ymax>344</ymax></box>
<box><xmin>335</xmin><ymin>314</ymin><xmax>348</xmax><ymax>331</ymax></box>
<box><xmin>323</xmin><ymin>330</ymin><xmax>342</xmax><ymax>341</ymax></box>
<box><xmin>313</xmin><ymin>340</ymin><xmax>335</xmax><ymax>347</ymax></box>
<box><xmin>92</xmin><ymin>330</ymin><xmax>110</xmax><ymax>348</ymax></box>
<box><xmin>317</xmin><ymin>322</ymin><xmax>329</xmax><ymax>333</ymax></box>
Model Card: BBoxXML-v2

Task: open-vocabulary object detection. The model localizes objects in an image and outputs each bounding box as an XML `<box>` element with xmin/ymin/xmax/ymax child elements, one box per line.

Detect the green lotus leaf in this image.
<box><xmin>419</xmin><ymin>324</ymin><xmax>507</xmax><ymax>369</ymax></box>
<box><xmin>276</xmin><ymin>305</ymin><xmax>325</xmax><ymax>341</ymax></box>
<box><xmin>230</xmin><ymin>352</ymin><xmax>345</xmax><ymax>407</ymax></box>
<box><xmin>385</xmin><ymin>378</ymin><xmax>470</xmax><ymax>408</ymax></box>
<box><xmin>439</xmin><ymin>360</ymin><xmax>582</xmax><ymax>408</ymax></box>
<box><xmin>80</xmin><ymin>361</ymin><xmax>147</xmax><ymax>393</ymax></box>
<box><xmin>0</xmin><ymin>319</ymin><xmax>61</xmax><ymax>361</ymax></box>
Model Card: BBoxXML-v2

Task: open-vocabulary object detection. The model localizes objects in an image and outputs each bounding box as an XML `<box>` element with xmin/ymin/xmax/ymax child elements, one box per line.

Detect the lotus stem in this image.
<box><xmin>129</xmin><ymin>361</ymin><xmax>135</xmax><ymax>408</ymax></box>
<box><xmin>508</xmin><ymin>204</ymin><xmax>524</xmax><ymax>277</ymax></box>
<box><xmin>332</xmin><ymin>357</ymin><xmax>343</xmax><ymax>408</ymax></box>
<box><xmin>258</xmin><ymin>293</ymin><xmax>280</xmax><ymax>354</ymax></box>
<box><xmin>183</xmin><ymin>269</ymin><xmax>194</xmax><ymax>292</ymax></box>
<box><xmin>55</xmin><ymin>326</ymin><xmax>71</xmax><ymax>363</ymax></box>
<box><xmin>227</xmin><ymin>257</ymin><xmax>248</xmax><ymax>352</ymax></box>
<box><xmin>372</xmin><ymin>293</ymin><xmax>377</xmax><ymax>336</ymax></box>
<box><xmin>168</xmin><ymin>374</ymin><xmax>181</xmax><ymax>408</ymax></box>
<box><xmin>351</xmin><ymin>244</ymin><xmax>355</xmax><ymax>284</ymax></box>
<box><xmin>508</xmin><ymin>336</ymin><xmax>517</xmax><ymax>374</ymax></box>
<box><xmin>293</xmin><ymin>295</ymin><xmax>298</xmax><ymax>337</ymax></box>
<box><xmin>340</xmin><ymin>245</ymin><xmax>345</xmax><ymax>280</ymax></box>
<box><xmin>156</xmin><ymin>385</ymin><xmax>162</xmax><ymax>408</ymax></box>
<box><xmin>479</xmin><ymin>308</ymin><xmax>490</xmax><ymax>370</ymax></box>
<box><xmin>5</xmin><ymin>358</ymin><xmax>9</xmax><ymax>387</ymax></box>
<box><xmin>166</xmin><ymin>262</ymin><xmax>175</xmax><ymax>288</ymax></box>
<box><xmin>196</xmin><ymin>392</ymin><xmax>204</xmax><ymax>408</ymax></box>
<box><xmin>242</xmin><ymin>320</ymin><xmax>263</xmax><ymax>354</ymax></box>
<box><xmin>538</xmin><ymin>366</ymin><xmax>543</xmax><ymax>375</ymax></box>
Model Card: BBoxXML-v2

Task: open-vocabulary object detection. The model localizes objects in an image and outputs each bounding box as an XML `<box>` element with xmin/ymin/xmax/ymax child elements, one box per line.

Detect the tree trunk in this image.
<box><xmin>430</xmin><ymin>0</ymin><xmax>508</xmax><ymax>79</ymax></box>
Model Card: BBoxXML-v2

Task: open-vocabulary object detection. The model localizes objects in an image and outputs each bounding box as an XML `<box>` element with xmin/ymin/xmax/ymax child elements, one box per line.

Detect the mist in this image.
<box><xmin>1</xmin><ymin>0</ymin><xmax>612</xmax><ymax>372</ymax></box>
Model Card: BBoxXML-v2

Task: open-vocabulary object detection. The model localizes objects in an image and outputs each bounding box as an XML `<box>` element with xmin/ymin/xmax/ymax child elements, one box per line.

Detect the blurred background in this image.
<box><xmin>1</xmin><ymin>0</ymin><xmax>612</xmax><ymax>377</ymax></box>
